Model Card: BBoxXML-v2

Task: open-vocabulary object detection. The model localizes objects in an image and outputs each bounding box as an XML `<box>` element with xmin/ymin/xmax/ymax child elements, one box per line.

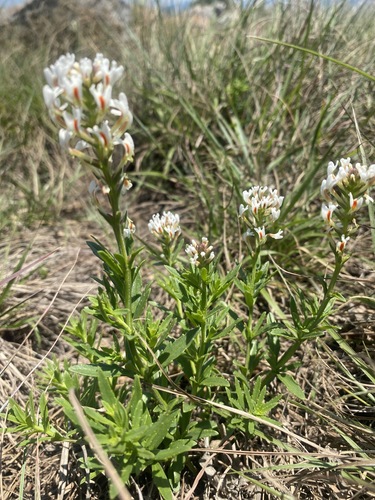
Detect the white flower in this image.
<box><xmin>43</xmin><ymin>85</ymin><xmax>63</xmax><ymax>109</ymax></box>
<box><xmin>348</xmin><ymin>192</ymin><xmax>363</xmax><ymax>213</ymax></box>
<box><xmin>239</xmin><ymin>185</ymin><xmax>284</xmax><ymax>243</ymax></box>
<box><xmin>322</xmin><ymin>158</ymin><xmax>375</xmax><ymax>195</ymax></box>
<box><xmin>62</xmin><ymin>73</ymin><xmax>83</xmax><ymax>105</ymax></box>
<box><xmin>327</xmin><ymin>160</ymin><xmax>337</xmax><ymax>176</ymax></box>
<box><xmin>321</xmin><ymin>203</ymin><xmax>337</xmax><ymax>226</ymax></box>
<box><xmin>269</xmin><ymin>229</ymin><xmax>284</xmax><ymax>239</ymax></box>
<box><xmin>124</xmin><ymin>218</ymin><xmax>136</xmax><ymax>238</ymax></box>
<box><xmin>270</xmin><ymin>207</ymin><xmax>281</xmax><ymax>221</ymax></box>
<box><xmin>356</xmin><ymin>163</ymin><xmax>375</xmax><ymax>186</ymax></box>
<box><xmin>238</xmin><ymin>204</ymin><xmax>248</xmax><ymax>218</ymax></box>
<box><xmin>321</xmin><ymin>156</ymin><xmax>375</xmax><ymax>250</ymax></box>
<box><xmin>44</xmin><ymin>53</ymin><xmax>75</xmax><ymax>88</ymax></box>
<box><xmin>242</xmin><ymin>186</ymin><xmax>284</xmax><ymax>221</ymax></box>
<box><xmin>44</xmin><ymin>52</ymin><xmax>135</xmax><ymax>180</ymax></box>
<box><xmin>90</xmin><ymin>121</ymin><xmax>112</xmax><ymax>148</ymax></box>
<box><xmin>336</xmin><ymin>235</ymin><xmax>350</xmax><ymax>253</ymax></box>
<box><xmin>320</xmin><ymin>174</ymin><xmax>338</xmax><ymax>199</ymax></box>
<box><xmin>114</xmin><ymin>132</ymin><xmax>134</xmax><ymax>163</ymax></box>
<box><xmin>90</xmin><ymin>83</ymin><xmax>112</xmax><ymax>112</ymax></box>
<box><xmin>63</xmin><ymin>107</ymin><xmax>82</xmax><ymax>133</ymax></box>
<box><xmin>148</xmin><ymin>212</ymin><xmax>181</xmax><ymax>241</ymax></box>
<box><xmin>59</xmin><ymin>129</ymin><xmax>72</xmax><ymax>150</ymax></box>
<box><xmin>79</xmin><ymin>57</ymin><xmax>93</xmax><ymax>83</ymax></box>
<box><xmin>254</xmin><ymin>226</ymin><xmax>266</xmax><ymax>241</ymax></box>
<box><xmin>92</xmin><ymin>53</ymin><xmax>124</xmax><ymax>86</ymax></box>
<box><xmin>122</xmin><ymin>176</ymin><xmax>133</xmax><ymax>192</ymax></box>
<box><xmin>111</xmin><ymin>92</ymin><xmax>133</xmax><ymax>135</ymax></box>
<box><xmin>185</xmin><ymin>237</ymin><xmax>214</xmax><ymax>266</ymax></box>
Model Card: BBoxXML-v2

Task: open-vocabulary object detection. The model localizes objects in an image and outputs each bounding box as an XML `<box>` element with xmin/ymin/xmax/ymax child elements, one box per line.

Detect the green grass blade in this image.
<box><xmin>248</xmin><ymin>36</ymin><xmax>375</xmax><ymax>82</ymax></box>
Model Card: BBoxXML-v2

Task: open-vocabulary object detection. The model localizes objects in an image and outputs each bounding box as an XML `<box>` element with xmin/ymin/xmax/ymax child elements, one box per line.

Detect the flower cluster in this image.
<box><xmin>185</xmin><ymin>237</ymin><xmax>215</xmax><ymax>267</ymax></box>
<box><xmin>239</xmin><ymin>186</ymin><xmax>284</xmax><ymax>244</ymax></box>
<box><xmin>43</xmin><ymin>53</ymin><xmax>134</xmax><ymax>185</ymax></box>
<box><xmin>148</xmin><ymin>212</ymin><xmax>181</xmax><ymax>243</ymax></box>
<box><xmin>321</xmin><ymin>158</ymin><xmax>375</xmax><ymax>253</ymax></box>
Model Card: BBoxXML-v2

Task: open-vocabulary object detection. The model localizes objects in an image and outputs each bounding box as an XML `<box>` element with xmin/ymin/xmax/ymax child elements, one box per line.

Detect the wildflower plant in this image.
<box><xmin>4</xmin><ymin>51</ymin><xmax>375</xmax><ymax>499</ymax></box>
<box><xmin>148</xmin><ymin>211</ymin><xmax>182</xmax><ymax>265</ymax></box>
<box><xmin>321</xmin><ymin>157</ymin><xmax>375</xmax><ymax>253</ymax></box>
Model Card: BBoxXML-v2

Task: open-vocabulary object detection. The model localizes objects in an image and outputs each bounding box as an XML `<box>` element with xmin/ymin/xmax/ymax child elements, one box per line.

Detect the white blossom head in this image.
<box><xmin>321</xmin><ymin>158</ymin><xmax>375</xmax><ymax>201</ymax></box>
<box><xmin>320</xmin><ymin>157</ymin><xmax>374</xmax><ymax>247</ymax></box>
<box><xmin>43</xmin><ymin>52</ymin><xmax>133</xmax><ymax>173</ymax></box>
<box><xmin>185</xmin><ymin>237</ymin><xmax>215</xmax><ymax>267</ymax></box>
<box><xmin>148</xmin><ymin>212</ymin><xmax>181</xmax><ymax>242</ymax></box>
<box><xmin>239</xmin><ymin>185</ymin><xmax>284</xmax><ymax>244</ymax></box>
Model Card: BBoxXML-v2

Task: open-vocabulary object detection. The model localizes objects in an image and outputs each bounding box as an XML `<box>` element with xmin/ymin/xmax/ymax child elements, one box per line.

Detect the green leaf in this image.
<box><xmin>151</xmin><ymin>462</ymin><xmax>173</xmax><ymax>500</ymax></box>
<box><xmin>133</xmin><ymin>283</ymin><xmax>152</xmax><ymax>318</ymax></box>
<box><xmin>97</xmin><ymin>370</ymin><xmax>117</xmax><ymax>408</ymax></box>
<box><xmin>40</xmin><ymin>392</ymin><xmax>49</xmax><ymax>431</ymax></box>
<box><xmin>8</xmin><ymin>399</ymin><xmax>26</xmax><ymax>424</ymax></box>
<box><xmin>144</xmin><ymin>412</ymin><xmax>177</xmax><ymax>450</ymax></box>
<box><xmin>153</xmin><ymin>439</ymin><xmax>195</xmax><ymax>461</ymax></box>
<box><xmin>289</xmin><ymin>296</ymin><xmax>300</xmax><ymax>326</ymax></box>
<box><xmin>200</xmin><ymin>376</ymin><xmax>230</xmax><ymax>387</ymax></box>
<box><xmin>249</xmin><ymin>35</ymin><xmax>375</xmax><ymax>83</ymax></box>
<box><xmin>159</xmin><ymin>327</ymin><xmax>199</xmax><ymax>367</ymax></box>
<box><xmin>69</xmin><ymin>363</ymin><xmax>127</xmax><ymax>378</ymax></box>
<box><xmin>129</xmin><ymin>376</ymin><xmax>143</xmax><ymax>417</ymax></box>
<box><xmin>277</xmin><ymin>374</ymin><xmax>305</xmax><ymax>399</ymax></box>
<box><xmin>55</xmin><ymin>398</ymin><xmax>80</xmax><ymax>427</ymax></box>
<box><xmin>82</xmin><ymin>407</ymin><xmax>114</xmax><ymax>430</ymax></box>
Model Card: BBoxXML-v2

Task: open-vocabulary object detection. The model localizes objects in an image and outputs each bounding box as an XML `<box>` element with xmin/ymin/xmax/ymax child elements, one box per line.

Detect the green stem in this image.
<box><xmin>98</xmin><ymin>160</ymin><xmax>139</xmax><ymax>373</ymax></box>
<box><xmin>244</xmin><ymin>245</ymin><xmax>262</xmax><ymax>374</ymax></box>
<box><xmin>192</xmin><ymin>278</ymin><xmax>208</xmax><ymax>396</ymax></box>
<box><xmin>307</xmin><ymin>250</ymin><xmax>343</xmax><ymax>332</ymax></box>
<box><xmin>102</xmin><ymin>161</ymin><xmax>133</xmax><ymax>332</ymax></box>
<box><xmin>263</xmin><ymin>250</ymin><xmax>344</xmax><ymax>388</ymax></box>
<box><xmin>247</xmin><ymin>245</ymin><xmax>261</xmax><ymax>333</ymax></box>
